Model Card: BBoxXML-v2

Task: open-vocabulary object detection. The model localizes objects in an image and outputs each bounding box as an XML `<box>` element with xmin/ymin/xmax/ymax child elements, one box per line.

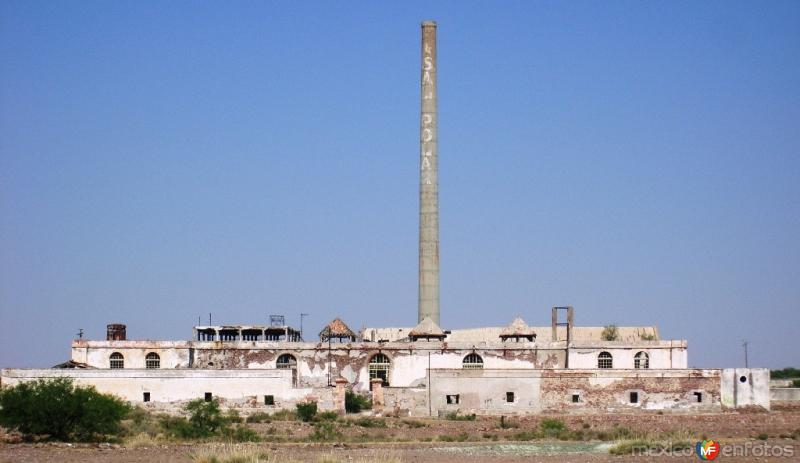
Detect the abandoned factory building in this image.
<box><xmin>0</xmin><ymin>309</ymin><xmax>770</xmax><ymax>416</ymax></box>
<box><xmin>0</xmin><ymin>22</ymin><xmax>771</xmax><ymax>416</ymax></box>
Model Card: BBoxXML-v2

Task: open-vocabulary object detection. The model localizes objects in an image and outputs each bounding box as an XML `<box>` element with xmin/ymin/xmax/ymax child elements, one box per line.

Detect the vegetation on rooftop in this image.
<box><xmin>601</xmin><ymin>325</ymin><xmax>619</xmax><ymax>341</ymax></box>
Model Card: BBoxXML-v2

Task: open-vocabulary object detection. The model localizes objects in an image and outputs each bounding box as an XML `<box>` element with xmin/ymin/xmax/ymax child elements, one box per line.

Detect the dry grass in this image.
<box><xmin>188</xmin><ymin>445</ymin><xmax>403</xmax><ymax>463</ymax></box>
<box><xmin>124</xmin><ymin>432</ymin><xmax>167</xmax><ymax>448</ymax></box>
<box><xmin>608</xmin><ymin>429</ymin><xmax>694</xmax><ymax>455</ymax></box>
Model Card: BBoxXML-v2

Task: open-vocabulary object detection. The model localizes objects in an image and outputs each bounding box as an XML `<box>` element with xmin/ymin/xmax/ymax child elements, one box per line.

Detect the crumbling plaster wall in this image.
<box><xmin>568</xmin><ymin>341</ymin><xmax>687</xmax><ymax>369</ymax></box>
<box><xmin>539</xmin><ymin>369</ymin><xmax>721</xmax><ymax>412</ymax></box>
<box><xmin>179</xmin><ymin>342</ymin><xmax>565</xmax><ymax>391</ymax></box>
<box><xmin>0</xmin><ymin>368</ymin><xmax>303</xmax><ymax>406</ymax></box>
<box><xmin>428</xmin><ymin>369</ymin><xmax>542</xmax><ymax>416</ymax></box>
<box><xmin>72</xmin><ymin>341</ymin><xmax>191</xmax><ymax>369</ymax></box>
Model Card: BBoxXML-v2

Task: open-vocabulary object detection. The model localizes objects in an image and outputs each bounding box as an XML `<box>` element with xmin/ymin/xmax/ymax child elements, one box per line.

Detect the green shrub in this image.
<box><xmin>221</xmin><ymin>425</ymin><xmax>261</xmax><ymax>442</ymax></box>
<box><xmin>353</xmin><ymin>417</ymin><xmax>387</xmax><ymax>428</ymax></box>
<box><xmin>444</xmin><ymin>412</ymin><xmax>476</xmax><ymax>421</ymax></box>
<box><xmin>540</xmin><ymin>418</ymin><xmax>565</xmax><ymax>435</ymax></box>
<box><xmin>792</xmin><ymin>379</ymin><xmax>800</xmax><ymax>388</ymax></box>
<box><xmin>0</xmin><ymin>378</ymin><xmax>132</xmax><ymax>441</ymax></box>
<box><xmin>158</xmin><ymin>415</ymin><xmax>197</xmax><ymax>439</ymax></box>
<box><xmin>245</xmin><ymin>412</ymin><xmax>271</xmax><ymax>423</ymax></box>
<box><xmin>159</xmin><ymin>399</ymin><xmax>235</xmax><ymax>439</ymax></box>
<box><xmin>601</xmin><ymin>325</ymin><xmax>619</xmax><ymax>341</ymax></box>
<box><xmin>296</xmin><ymin>401</ymin><xmax>318</xmax><ymax>422</ymax></box>
<box><xmin>311</xmin><ymin>422</ymin><xmax>341</xmax><ymax>441</ymax></box>
<box><xmin>757</xmin><ymin>433</ymin><xmax>769</xmax><ymax>440</ymax></box>
<box><xmin>510</xmin><ymin>431</ymin><xmax>539</xmax><ymax>441</ymax></box>
<box><xmin>401</xmin><ymin>419</ymin><xmax>426</xmax><ymax>428</ymax></box>
<box><xmin>185</xmin><ymin>399</ymin><xmax>226</xmax><ymax>437</ymax></box>
<box><xmin>316</xmin><ymin>411</ymin><xmax>339</xmax><ymax>422</ymax></box>
<box><xmin>223</xmin><ymin>409</ymin><xmax>242</xmax><ymax>424</ymax></box>
<box><xmin>345</xmin><ymin>391</ymin><xmax>372</xmax><ymax>413</ymax></box>
<box><xmin>269</xmin><ymin>409</ymin><xmax>298</xmax><ymax>421</ymax></box>
<box><xmin>612</xmin><ymin>425</ymin><xmax>632</xmax><ymax>439</ymax></box>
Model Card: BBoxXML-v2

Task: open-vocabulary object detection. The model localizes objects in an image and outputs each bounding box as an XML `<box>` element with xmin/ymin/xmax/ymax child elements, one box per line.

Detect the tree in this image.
<box><xmin>0</xmin><ymin>378</ymin><xmax>131</xmax><ymax>441</ymax></box>
<box><xmin>184</xmin><ymin>398</ymin><xmax>226</xmax><ymax>437</ymax></box>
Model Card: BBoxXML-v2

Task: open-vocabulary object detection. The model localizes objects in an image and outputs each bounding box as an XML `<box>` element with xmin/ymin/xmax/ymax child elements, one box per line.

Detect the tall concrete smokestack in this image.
<box><xmin>419</xmin><ymin>21</ymin><xmax>439</xmax><ymax>325</ymax></box>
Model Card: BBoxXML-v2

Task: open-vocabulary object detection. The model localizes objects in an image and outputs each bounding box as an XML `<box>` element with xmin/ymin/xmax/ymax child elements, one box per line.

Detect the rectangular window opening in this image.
<box><xmin>629</xmin><ymin>392</ymin><xmax>639</xmax><ymax>404</ymax></box>
<box><xmin>264</xmin><ymin>395</ymin><xmax>275</xmax><ymax>406</ymax></box>
<box><xmin>446</xmin><ymin>394</ymin><xmax>460</xmax><ymax>405</ymax></box>
<box><xmin>204</xmin><ymin>392</ymin><xmax>213</xmax><ymax>402</ymax></box>
<box><xmin>693</xmin><ymin>391</ymin><xmax>703</xmax><ymax>403</ymax></box>
<box><xmin>506</xmin><ymin>392</ymin><xmax>514</xmax><ymax>403</ymax></box>
<box><xmin>143</xmin><ymin>392</ymin><xmax>150</xmax><ymax>402</ymax></box>
<box><xmin>572</xmin><ymin>394</ymin><xmax>580</xmax><ymax>403</ymax></box>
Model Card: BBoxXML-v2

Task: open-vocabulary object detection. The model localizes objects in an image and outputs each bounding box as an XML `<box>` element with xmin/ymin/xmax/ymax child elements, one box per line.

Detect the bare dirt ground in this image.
<box><xmin>2</xmin><ymin>409</ymin><xmax>799</xmax><ymax>462</ymax></box>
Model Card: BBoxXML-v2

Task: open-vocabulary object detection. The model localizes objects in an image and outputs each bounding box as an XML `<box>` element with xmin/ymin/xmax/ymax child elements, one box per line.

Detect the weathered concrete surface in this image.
<box><xmin>771</xmin><ymin>387</ymin><xmax>800</xmax><ymax>402</ymax></box>
<box><xmin>0</xmin><ymin>368</ymin><xmax>305</xmax><ymax>407</ymax></box>
<box><xmin>539</xmin><ymin>369</ymin><xmax>721</xmax><ymax>413</ymax></box>
<box><xmin>430</xmin><ymin>369</ymin><xmax>543</xmax><ymax>415</ymax></box>
<box><xmin>419</xmin><ymin>20</ymin><xmax>439</xmax><ymax>326</ymax></box>
<box><xmin>720</xmin><ymin>368</ymin><xmax>770</xmax><ymax>410</ymax></box>
<box><xmin>362</xmin><ymin>325</ymin><xmax>661</xmax><ymax>343</ymax></box>
<box><xmin>2</xmin><ymin>367</ymin><xmax>768</xmax><ymax>416</ymax></box>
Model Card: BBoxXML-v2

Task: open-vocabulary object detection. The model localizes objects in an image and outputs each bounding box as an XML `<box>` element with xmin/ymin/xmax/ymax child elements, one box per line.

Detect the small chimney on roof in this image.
<box><xmin>106</xmin><ymin>323</ymin><xmax>126</xmax><ymax>341</ymax></box>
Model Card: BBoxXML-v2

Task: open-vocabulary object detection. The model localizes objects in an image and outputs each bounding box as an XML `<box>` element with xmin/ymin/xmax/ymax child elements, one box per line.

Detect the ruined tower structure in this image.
<box><xmin>419</xmin><ymin>21</ymin><xmax>440</xmax><ymax>325</ymax></box>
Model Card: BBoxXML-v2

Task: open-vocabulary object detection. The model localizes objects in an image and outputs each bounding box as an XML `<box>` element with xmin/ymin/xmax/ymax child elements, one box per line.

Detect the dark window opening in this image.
<box><xmin>143</xmin><ymin>392</ymin><xmax>150</xmax><ymax>402</ymax></box>
<box><xmin>264</xmin><ymin>395</ymin><xmax>275</xmax><ymax>406</ymax></box>
<box><xmin>572</xmin><ymin>394</ymin><xmax>580</xmax><ymax>403</ymax></box>
<box><xmin>739</xmin><ymin>375</ymin><xmax>747</xmax><ymax>383</ymax></box>
<box><xmin>446</xmin><ymin>394</ymin><xmax>460</xmax><ymax>404</ymax></box>
<box><xmin>506</xmin><ymin>392</ymin><xmax>514</xmax><ymax>403</ymax></box>
<box><xmin>204</xmin><ymin>392</ymin><xmax>212</xmax><ymax>402</ymax></box>
<box><xmin>629</xmin><ymin>392</ymin><xmax>639</xmax><ymax>404</ymax></box>
<box><xmin>109</xmin><ymin>352</ymin><xmax>124</xmax><ymax>369</ymax></box>
<box><xmin>693</xmin><ymin>391</ymin><xmax>703</xmax><ymax>403</ymax></box>
<box><xmin>369</xmin><ymin>354</ymin><xmax>391</xmax><ymax>388</ymax></box>
<box><xmin>598</xmin><ymin>351</ymin><xmax>613</xmax><ymax>369</ymax></box>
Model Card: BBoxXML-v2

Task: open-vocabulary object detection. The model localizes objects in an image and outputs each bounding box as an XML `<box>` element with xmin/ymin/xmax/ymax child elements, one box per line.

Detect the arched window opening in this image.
<box><xmin>369</xmin><ymin>353</ymin><xmax>391</xmax><ymax>387</ymax></box>
<box><xmin>110</xmin><ymin>352</ymin><xmax>124</xmax><ymax>369</ymax></box>
<box><xmin>634</xmin><ymin>351</ymin><xmax>649</xmax><ymax>369</ymax></box>
<box><xmin>462</xmin><ymin>353</ymin><xmax>484</xmax><ymax>369</ymax></box>
<box><xmin>598</xmin><ymin>351</ymin><xmax>613</xmax><ymax>369</ymax></box>
<box><xmin>276</xmin><ymin>353</ymin><xmax>297</xmax><ymax>369</ymax></box>
<box><xmin>145</xmin><ymin>352</ymin><xmax>160</xmax><ymax>369</ymax></box>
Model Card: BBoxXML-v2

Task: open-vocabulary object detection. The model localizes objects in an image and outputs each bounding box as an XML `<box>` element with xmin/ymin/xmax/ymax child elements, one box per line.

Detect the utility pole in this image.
<box><xmin>742</xmin><ymin>340</ymin><xmax>749</xmax><ymax>368</ymax></box>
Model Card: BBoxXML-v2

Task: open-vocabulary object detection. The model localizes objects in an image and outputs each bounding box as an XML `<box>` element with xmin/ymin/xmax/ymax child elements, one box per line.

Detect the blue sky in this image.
<box><xmin>1</xmin><ymin>1</ymin><xmax>798</xmax><ymax>369</ymax></box>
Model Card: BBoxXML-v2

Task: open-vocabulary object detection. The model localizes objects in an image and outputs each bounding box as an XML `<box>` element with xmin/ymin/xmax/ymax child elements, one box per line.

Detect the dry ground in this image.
<box><xmin>2</xmin><ymin>409</ymin><xmax>799</xmax><ymax>462</ymax></box>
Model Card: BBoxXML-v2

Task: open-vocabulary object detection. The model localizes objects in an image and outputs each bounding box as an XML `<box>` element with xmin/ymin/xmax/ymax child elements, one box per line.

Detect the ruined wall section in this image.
<box><xmin>568</xmin><ymin>340</ymin><xmax>687</xmax><ymax>369</ymax></box>
<box><xmin>72</xmin><ymin>340</ymin><xmax>191</xmax><ymax>369</ymax></box>
<box><xmin>185</xmin><ymin>342</ymin><xmax>566</xmax><ymax>391</ymax></box>
<box><xmin>539</xmin><ymin>369</ymin><xmax>721</xmax><ymax>413</ymax></box>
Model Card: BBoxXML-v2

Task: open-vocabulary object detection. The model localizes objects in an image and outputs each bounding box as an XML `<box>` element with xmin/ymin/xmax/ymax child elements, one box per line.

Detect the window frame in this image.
<box><xmin>109</xmin><ymin>352</ymin><xmax>124</xmax><ymax>369</ymax></box>
<box><xmin>597</xmin><ymin>351</ymin><xmax>613</xmax><ymax>369</ymax></box>
<box><xmin>462</xmin><ymin>353</ymin><xmax>484</xmax><ymax>369</ymax></box>
<box><xmin>634</xmin><ymin>351</ymin><xmax>649</xmax><ymax>369</ymax></box>
<box><xmin>145</xmin><ymin>352</ymin><xmax>161</xmax><ymax>369</ymax></box>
